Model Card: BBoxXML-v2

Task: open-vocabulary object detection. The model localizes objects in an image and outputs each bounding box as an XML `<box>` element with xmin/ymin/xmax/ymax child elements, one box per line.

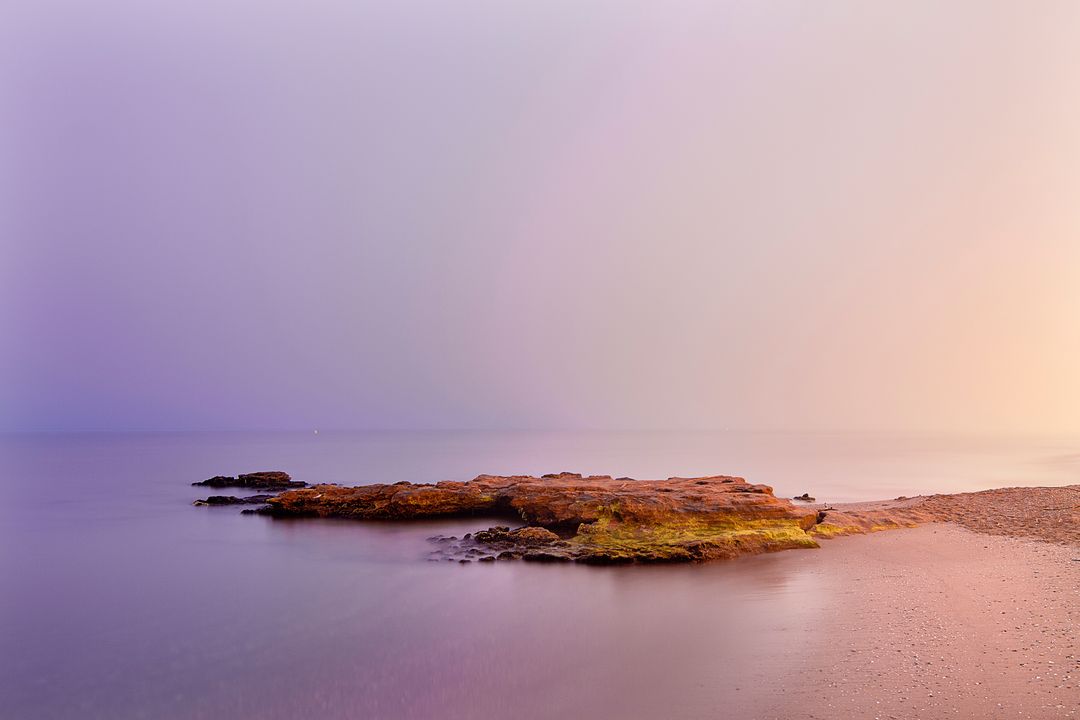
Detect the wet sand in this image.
<box><xmin>762</xmin><ymin>524</ymin><xmax>1079</xmax><ymax>719</ymax></box>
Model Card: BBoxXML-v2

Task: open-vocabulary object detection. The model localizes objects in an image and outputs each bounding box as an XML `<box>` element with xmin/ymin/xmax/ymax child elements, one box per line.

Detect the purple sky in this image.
<box><xmin>4</xmin><ymin>1</ymin><xmax>1080</xmax><ymax>433</ymax></box>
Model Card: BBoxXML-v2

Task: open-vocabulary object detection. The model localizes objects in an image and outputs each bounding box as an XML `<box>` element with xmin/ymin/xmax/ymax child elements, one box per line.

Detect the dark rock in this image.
<box><xmin>522</xmin><ymin>551</ymin><xmax>571</xmax><ymax>563</ymax></box>
<box><xmin>193</xmin><ymin>471</ymin><xmax>305</xmax><ymax>490</ymax></box>
<box><xmin>472</xmin><ymin>526</ymin><xmax>558</xmax><ymax>546</ymax></box>
<box><xmin>576</xmin><ymin>553</ymin><xmax>635</xmax><ymax>566</ymax></box>
<box><xmin>793</xmin><ymin>493</ymin><xmax>816</xmax><ymax>503</ymax></box>
<box><xmin>193</xmin><ymin>494</ymin><xmax>275</xmax><ymax>506</ymax></box>
<box><xmin>200</xmin><ymin>476</ymin><xmax>235</xmax><ymax>487</ymax></box>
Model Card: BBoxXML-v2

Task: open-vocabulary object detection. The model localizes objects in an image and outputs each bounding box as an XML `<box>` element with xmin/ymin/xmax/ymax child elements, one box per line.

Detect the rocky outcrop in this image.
<box><xmin>195</xmin><ymin>469</ymin><xmax>1080</xmax><ymax>561</ymax></box>
<box><xmin>260</xmin><ymin>473</ymin><xmax>822</xmax><ymax>563</ymax></box>
<box><xmin>192</xmin><ymin>471</ymin><xmax>305</xmax><ymax>490</ymax></box>
<box><xmin>809</xmin><ymin>507</ymin><xmax>928</xmax><ymax>538</ymax></box>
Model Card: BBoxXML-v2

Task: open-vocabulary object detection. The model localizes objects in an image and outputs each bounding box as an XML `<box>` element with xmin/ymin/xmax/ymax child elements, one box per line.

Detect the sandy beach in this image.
<box><xmin>253</xmin><ymin>472</ymin><xmax>1080</xmax><ymax>718</ymax></box>
<box><xmin>818</xmin><ymin>485</ymin><xmax>1080</xmax><ymax>547</ymax></box>
<box><xmin>759</xmin><ymin>524</ymin><xmax>1079</xmax><ymax>719</ymax></box>
<box><xmin>755</xmin><ymin>485</ymin><xmax>1080</xmax><ymax>718</ymax></box>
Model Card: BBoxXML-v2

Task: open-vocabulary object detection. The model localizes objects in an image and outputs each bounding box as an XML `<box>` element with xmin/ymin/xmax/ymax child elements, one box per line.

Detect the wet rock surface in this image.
<box><xmin>428</xmin><ymin>526</ymin><xmax>569</xmax><ymax>563</ymax></box>
<box><xmin>192</xmin><ymin>471</ymin><xmax>305</xmax><ymax>490</ymax></box>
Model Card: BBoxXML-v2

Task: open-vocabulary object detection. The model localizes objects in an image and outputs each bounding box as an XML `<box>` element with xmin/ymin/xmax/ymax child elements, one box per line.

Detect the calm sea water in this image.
<box><xmin>2</xmin><ymin>431</ymin><xmax>1077</xmax><ymax>719</ymax></box>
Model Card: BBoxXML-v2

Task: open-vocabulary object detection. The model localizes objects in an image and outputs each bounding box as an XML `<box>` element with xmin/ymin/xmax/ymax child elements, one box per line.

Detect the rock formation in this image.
<box><xmin>192</xmin><ymin>471</ymin><xmax>305</xmax><ymax>490</ymax></box>
<box><xmin>258</xmin><ymin>473</ymin><xmax>822</xmax><ymax>563</ymax></box>
<box><xmin>194</xmin><ymin>470</ymin><xmax>1080</xmax><ymax>563</ymax></box>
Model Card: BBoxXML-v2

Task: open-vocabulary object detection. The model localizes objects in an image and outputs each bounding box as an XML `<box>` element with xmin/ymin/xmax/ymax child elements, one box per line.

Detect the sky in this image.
<box><xmin>3</xmin><ymin>1</ymin><xmax>1080</xmax><ymax>433</ymax></box>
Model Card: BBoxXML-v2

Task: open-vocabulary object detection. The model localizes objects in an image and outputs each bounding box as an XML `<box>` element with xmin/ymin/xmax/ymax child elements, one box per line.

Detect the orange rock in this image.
<box><xmin>265</xmin><ymin>473</ymin><xmax>822</xmax><ymax>563</ymax></box>
<box><xmin>241</xmin><ymin>474</ymin><xmax>1080</xmax><ymax>561</ymax></box>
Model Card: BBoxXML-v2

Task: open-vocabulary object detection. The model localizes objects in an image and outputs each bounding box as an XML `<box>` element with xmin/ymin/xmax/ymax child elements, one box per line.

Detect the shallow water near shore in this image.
<box><xmin>2</xmin><ymin>430</ymin><xmax>1078</xmax><ymax>719</ymax></box>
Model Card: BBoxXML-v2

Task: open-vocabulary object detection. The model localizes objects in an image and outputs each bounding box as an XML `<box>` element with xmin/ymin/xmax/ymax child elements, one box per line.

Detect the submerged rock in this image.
<box><xmin>259</xmin><ymin>473</ymin><xmax>822</xmax><ymax>563</ymax></box>
<box><xmin>472</xmin><ymin>526</ymin><xmax>561</xmax><ymax>546</ymax></box>
<box><xmin>193</xmin><ymin>471</ymin><xmax>305</xmax><ymax>490</ymax></box>
<box><xmin>427</xmin><ymin>526</ymin><xmax>568</xmax><ymax>562</ymax></box>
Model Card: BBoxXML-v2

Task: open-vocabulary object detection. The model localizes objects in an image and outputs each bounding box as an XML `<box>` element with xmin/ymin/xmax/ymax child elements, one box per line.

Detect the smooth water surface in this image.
<box><xmin>2</xmin><ymin>431</ymin><xmax>1077</xmax><ymax>719</ymax></box>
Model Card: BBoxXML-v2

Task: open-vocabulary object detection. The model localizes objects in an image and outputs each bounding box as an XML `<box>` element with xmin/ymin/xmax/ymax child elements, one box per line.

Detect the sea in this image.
<box><xmin>2</xmin><ymin>430</ymin><xmax>1077</xmax><ymax>719</ymax></box>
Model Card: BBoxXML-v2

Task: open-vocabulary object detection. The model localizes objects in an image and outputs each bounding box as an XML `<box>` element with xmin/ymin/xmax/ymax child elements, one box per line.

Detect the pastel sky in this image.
<box><xmin>4</xmin><ymin>1</ymin><xmax>1080</xmax><ymax>433</ymax></box>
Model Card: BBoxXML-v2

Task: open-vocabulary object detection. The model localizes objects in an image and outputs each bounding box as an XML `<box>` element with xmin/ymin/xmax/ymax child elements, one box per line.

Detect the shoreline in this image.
<box><xmin>203</xmin><ymin>472</ymin><xmax>1080</xmax><ymax>563</ymax></box>
<box><xmin>816</xmin><ymin>484</ymin><xmax>1080</xmax><ymax>547</ymax></box>
<box><xmin>753</xmin><ymin>524</ymin><xmax>1080</xmax><ymax>719</ymax></box>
